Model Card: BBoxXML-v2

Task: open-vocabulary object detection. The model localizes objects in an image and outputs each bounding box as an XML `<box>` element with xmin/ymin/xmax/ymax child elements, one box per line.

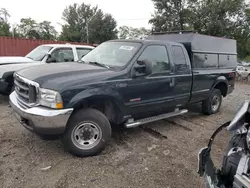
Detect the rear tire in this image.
<box><xmin>221</xmin><ymin>134</ymin><xmax>246</xmax><ymax>186</ymax></box>
<box><xmin>202</xmin><ymin>89</ymin><xmax>222</xmax><ymax>115</ymax></box>
<box><xmin>63</xmin><ymin>108</ymin><xmax>111</xmax><ymax>157</ymax></box>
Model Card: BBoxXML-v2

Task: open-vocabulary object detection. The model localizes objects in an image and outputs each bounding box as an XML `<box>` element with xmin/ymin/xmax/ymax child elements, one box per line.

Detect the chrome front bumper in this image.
<box><xmin>9</xmin><ymin>92</ymin><xmax>73</xmax><ymax>135</ymax></box>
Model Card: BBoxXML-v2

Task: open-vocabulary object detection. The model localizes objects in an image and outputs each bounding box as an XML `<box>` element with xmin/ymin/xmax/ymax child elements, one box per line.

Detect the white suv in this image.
<box><xmin>236</xmin><ymin>65</ymin><xmax>250</xmax><ymax>81</ymax></box>
<box><xmin>26</xmin><ymin>44</ymin><xmax>94</xmax><ymax>63</ymax></box>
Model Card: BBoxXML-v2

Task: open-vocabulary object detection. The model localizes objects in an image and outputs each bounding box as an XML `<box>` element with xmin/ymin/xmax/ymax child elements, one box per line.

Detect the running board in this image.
<box><xmin>125</xmin><ymin>109</ymin><xmax>188</xmax><ymax>128</ymax></box>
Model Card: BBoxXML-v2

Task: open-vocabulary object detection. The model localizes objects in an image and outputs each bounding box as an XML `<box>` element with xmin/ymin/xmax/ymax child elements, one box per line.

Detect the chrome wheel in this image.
<box><xmin>211</xmin><ymin>95</ymin><xmax>220</xmax><ymax>112</ymax></box>
<box><xmin>71</xmin><ymin>122</ymin><xmax>102</xmax><ymax>150</ymax></box>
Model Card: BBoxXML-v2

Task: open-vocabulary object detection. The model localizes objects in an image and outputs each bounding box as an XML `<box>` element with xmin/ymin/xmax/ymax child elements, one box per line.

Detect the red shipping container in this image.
<box><xmin>0</xmin><ymin>36</ymin><xmax>92</xmax><ymax>56</ymax></box>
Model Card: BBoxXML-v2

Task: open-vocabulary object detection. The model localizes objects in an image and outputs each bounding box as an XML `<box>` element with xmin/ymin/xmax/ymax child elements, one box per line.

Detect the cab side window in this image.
<box><xmin>49</xmin><ymin>48</ymin><xmax>74</xmax><ymax>62</ymax></box>
<box><xmin>138</xmin><ymin>45</ymin><xmax>170</xmax><ymax>73</ymax></box>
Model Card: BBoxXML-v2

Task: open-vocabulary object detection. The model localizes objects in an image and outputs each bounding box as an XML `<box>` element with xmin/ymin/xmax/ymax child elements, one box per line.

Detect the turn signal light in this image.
<box><xmin>56</xmin><ymin>103</ymin><xmax>63</xmax><ymax>109</ymax></box>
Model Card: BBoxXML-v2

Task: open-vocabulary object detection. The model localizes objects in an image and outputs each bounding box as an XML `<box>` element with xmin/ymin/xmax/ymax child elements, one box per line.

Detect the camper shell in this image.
<box><xmin>147</xmin><ymin>33</ymin><xmax>237</xmax><ymax>69</ymax></box>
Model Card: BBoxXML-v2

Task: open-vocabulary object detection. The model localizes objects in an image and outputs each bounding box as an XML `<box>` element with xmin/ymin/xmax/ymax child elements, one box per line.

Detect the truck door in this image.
<box><xmin>170</xmin><ymin>45</ymin><xmax>192</xmax><ymax>106</ymax></box>
<box><xmin>125</xmin><ymin>44</ymin><xmax>177</xmax><ymax>118</ymax></box>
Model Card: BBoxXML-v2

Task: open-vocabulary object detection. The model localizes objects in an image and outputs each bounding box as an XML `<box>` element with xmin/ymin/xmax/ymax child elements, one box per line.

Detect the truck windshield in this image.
<box><xmin>25</xmin><ymin>46</ymin><xmax>52</xmax><ymax>61</ymax></box>
<box><xmin>81</xmin><ymin>41</ymin><xmax>141</xmax><ymax>68</ymax></box>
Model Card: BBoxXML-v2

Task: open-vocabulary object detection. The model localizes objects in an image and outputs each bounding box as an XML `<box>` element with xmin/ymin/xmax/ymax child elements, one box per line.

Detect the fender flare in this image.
<box><xmin>65</xmin><ymin>88</ymin><xmax>126</xmax><ymax>123</ymax></box>
<box><xmin>210</xmin><ymin>76</ymin><xmax>229</xmax><ymax>97</ymax></box>
<box><xmin>2</xmin><ymin>71</ymin><xmax>15</xmax><ymax>81</ymax></box>
<box><xmin>2</xmin><ymin>71</ymin><xmax>15</xmax><ymax>87</ymax></box>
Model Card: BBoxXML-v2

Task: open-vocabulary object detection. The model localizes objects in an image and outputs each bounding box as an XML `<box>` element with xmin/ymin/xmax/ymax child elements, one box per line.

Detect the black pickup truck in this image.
<box><xmin>9</xmin><ymin>33</ymin><xmax>237</xmax><ymax>156</ymax></box>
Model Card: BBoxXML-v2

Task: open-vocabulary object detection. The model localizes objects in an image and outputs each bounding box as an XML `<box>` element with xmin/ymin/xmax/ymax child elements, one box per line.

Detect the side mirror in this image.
<box><xmin>46</xmin><ymin>54</ymin><xmax>55</xmax><ymax>63</ymax></box>
<box><xmin>132</xmin><ymin>59</ymin><xmax>153</xmax><ymax>78</ymax></box>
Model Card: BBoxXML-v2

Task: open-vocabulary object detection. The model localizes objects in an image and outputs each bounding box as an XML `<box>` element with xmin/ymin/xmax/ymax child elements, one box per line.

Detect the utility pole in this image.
<box><xmin>86</xmin><ymin>11</ymin><xmax>97</xmax><ymax>44</ymax></box>
<box><xmin>86</xmin><ymin>21</ymin><xmax>89</xmax><ymax>44</ymax></box>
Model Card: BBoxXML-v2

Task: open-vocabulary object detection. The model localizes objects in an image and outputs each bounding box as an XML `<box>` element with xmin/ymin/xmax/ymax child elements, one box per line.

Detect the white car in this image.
<box><xmin>242</xmin><ymin>62</ymin><xmax>250</xmax><ymax>67</ymax></box>
<box><xmin>0</xmin><ymin>44</ymin><xmax>94</xmax><ymax>94</ymax></box>
<box><xmin>236</xmin><ymin>66</ymin><xmax>250</xmax><ymax>80</ymax></box>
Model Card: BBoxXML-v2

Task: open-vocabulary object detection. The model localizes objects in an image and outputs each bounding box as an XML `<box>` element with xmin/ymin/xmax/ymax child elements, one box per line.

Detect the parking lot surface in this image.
<box><xmin>0</xmin><ymin>82</ymin><xmax>249</xmax><ymax>188</ymax></box>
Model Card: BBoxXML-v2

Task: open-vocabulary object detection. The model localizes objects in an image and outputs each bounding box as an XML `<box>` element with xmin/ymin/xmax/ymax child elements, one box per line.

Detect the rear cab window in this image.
<box><xmin>76</xmin><ymin>48</ymin><xmax>92</xmax><ymax>59</ymax></box>
<box><xmin>171</xmin><ymin>45</ymin><xmax>189</xmax><ymax>73</ymax></box>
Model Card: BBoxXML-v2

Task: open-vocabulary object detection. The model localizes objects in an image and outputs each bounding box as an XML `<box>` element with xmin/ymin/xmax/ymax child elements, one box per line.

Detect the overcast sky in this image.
<box><xmin>1</xmin><ymin>0</ymin><xmax>155</xmax><ymax>32</ymax></box>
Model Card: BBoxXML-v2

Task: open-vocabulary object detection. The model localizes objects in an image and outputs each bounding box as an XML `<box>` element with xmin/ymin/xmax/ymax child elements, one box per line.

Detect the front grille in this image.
<box><xmin>14</xmin><ymin>74</ymin><xmax>38</xmax><ymax>108</ymax></box>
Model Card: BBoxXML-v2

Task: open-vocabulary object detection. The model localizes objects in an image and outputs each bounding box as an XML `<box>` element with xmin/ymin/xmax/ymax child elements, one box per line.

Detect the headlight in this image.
<box><xmin>38</xmin><ymin>88</ymin><xmax>63</xmax><ymax>109</ymax></box>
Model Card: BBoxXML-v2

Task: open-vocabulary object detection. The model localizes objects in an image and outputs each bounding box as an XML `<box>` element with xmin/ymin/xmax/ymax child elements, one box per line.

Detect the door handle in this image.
<box><xmin>170</xmin><ymin>78</ymin><xmax>175</xmax><ymax>87</ymax></box>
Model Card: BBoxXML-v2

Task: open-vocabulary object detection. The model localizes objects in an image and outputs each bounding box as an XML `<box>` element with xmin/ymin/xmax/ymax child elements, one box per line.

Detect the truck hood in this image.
<box><xmin>0</xmin><ymin>62</ymin><xmax>43</xmax><ymax>78</ymax></box>
<box><xmin>0</xmin><ymin>56</ymin><xmax>34</xmax><ymax>65</ymax></box>
<box><xmin>16</xmin><ymin>62</ymin><xmax>114</xmax><ymax>90</ymax></box>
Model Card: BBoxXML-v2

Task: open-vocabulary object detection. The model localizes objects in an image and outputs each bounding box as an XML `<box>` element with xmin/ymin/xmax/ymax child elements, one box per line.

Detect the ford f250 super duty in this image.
<box><xmin>9</xmin><ymin>32</ymin><xmax>237</xmax><ymax>157</ymax></box>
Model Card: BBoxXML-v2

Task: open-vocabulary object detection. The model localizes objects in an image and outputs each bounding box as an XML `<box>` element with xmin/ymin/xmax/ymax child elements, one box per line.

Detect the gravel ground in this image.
<box><xmin>0</xmin><ymin>82</ymin><xmax>250</xmax><ymax>188</ymax></box>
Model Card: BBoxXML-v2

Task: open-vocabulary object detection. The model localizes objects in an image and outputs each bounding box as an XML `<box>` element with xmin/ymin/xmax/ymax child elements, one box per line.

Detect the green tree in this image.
<box><xmin>16</xmin><ymin>18</ymin><xmax>57</xmax><ymax>40</ymax></box>
<box><xmin>0</xmin><ymin>8</ymin><xmax>10</xmax><ymax>22</ymax></box>
<box><xmin>0</xmin><ymin>8</ymin><xmax>11</xmax><ymax>36</ymax></box>
<box><xmin>38</xmin><ymin>21</ymin><xmax>57</xmax><ymax>40</ymax></box>
<box><xmin>149</xmin><ymin>0</ymin><xmax>194</xmax><ymax>32</ymax></box>
<box><xmin>190</xmin><ymin>0</ymin><xmax>246</xmax><ymax>36</ymax></box>
<box><xmin>149</xmin><ymin>0</ymin><xmax>250</xmax><ymax>59</ymax></box>
<box><xmin>17</xmin><ymin>18</ymin><xmax>41</xmax><ymax>39</ymax></box>
<box><xmin>118</xmin><ymin>26</ymin><xmax>150</xmax><ymax>39</ymax></box>
<box><xmin>0</xmin><ymin>22</ymin><xmax>11</xmax><ymax>36</ymax></box>
<box><xmin>59</xmin><ymin>3</ymin><xmax>117</xmax><ymax>43</ymax></box>
<box><xmin>190</xmin><ymin>0</ymin><xmax>249</xmax><ymax>58</ymax></box>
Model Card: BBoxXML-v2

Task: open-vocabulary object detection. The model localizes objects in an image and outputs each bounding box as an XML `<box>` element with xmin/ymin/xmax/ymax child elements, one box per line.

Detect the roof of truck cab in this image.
<box><xmin>108</xmin><ymin>39</ymin><xmax>183</xmax><ymax>46</ymax></box>
<box><xmin>40</xmin><ymin>44</ymin><xmax>94</xmax><ymax>49</ymax></box>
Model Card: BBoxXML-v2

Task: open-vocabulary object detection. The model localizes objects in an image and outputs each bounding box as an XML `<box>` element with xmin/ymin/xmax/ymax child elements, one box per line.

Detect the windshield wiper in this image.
<box><xmin>88</xmin><ymin>61</ymin><xmax>110</xmax><ymax>69</ymax></box>
<box><xmin>77</xmin><ymin>59</ymin><xmax>85</xmax><ymax>63</ymax></box>
<box><xmin>26</xmin><ymin>56</ymin><xmax>33</xmax><ymax>60</ymax></box>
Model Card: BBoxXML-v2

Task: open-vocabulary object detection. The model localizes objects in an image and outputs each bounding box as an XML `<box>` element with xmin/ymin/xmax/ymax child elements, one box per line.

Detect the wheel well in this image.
<box><xmin>72</xmin><ymin>97</ymin><xmax>122</xmax><ymax>124</ymax></box>
<box><xmin>214</xmin><ymin>82</ymin><xmax>228</xmax><ymax>97</ymax></box>
<box><xmin>4</xmin><ymin>74</ymin><xmax>14</xmax><ymax>86</ymax></box>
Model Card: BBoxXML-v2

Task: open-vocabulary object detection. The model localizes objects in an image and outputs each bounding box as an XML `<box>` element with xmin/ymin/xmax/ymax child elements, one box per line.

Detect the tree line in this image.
<box><xmin>150</xmin><ymin>0</ymin><xmax>250</xmax><ymax>59</ymax></box>
<box><xmin>1</xmin><ymin>0</ymin><xmax>250</xmax><ymax>59</ymax></box>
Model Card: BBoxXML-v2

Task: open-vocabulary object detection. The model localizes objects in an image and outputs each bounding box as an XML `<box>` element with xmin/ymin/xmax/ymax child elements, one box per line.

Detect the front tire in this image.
<box><xmin>63</xmin><ymin>108</ymin><xmax>112</xmax><ymax>157</ymax></box>
<box><xmin>202</xmin><ymin>89</ymin><xmax>222</xmax><ymax>115</ymax></box>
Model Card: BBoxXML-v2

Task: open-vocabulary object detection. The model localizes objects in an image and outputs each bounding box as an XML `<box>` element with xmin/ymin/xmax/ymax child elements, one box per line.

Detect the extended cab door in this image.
<box><xmin>170</xmin><ymin>45</ymin><xmax>192</xmax><ymax>106</ymax></box>
<box><xmin>125</xmin><ymin>44</ymin><xmax>177</xmax><ymax>118</ymax></box>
